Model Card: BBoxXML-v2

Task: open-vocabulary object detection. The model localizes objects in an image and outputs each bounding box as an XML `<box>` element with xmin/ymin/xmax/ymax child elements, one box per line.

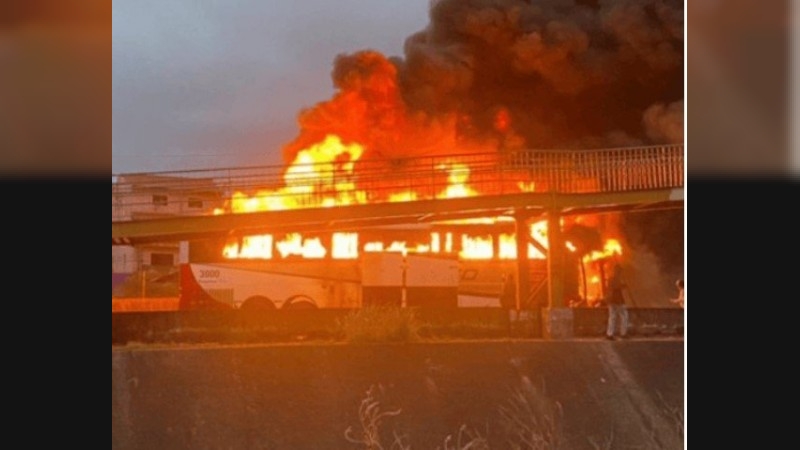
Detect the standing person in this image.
<box><xmin>605</xmin><ymin>261</ymin><xmax>628</xmax><ymax>340</ymax></box>
<box><xmin>671</xmin><ymin>279</ymin><xmax>685</xmax><ymax>308</ymax></box>
<box><xmin>500</xmin><ymin>273</ymin><xmax>516</xmax><ymax>310</ymax></box>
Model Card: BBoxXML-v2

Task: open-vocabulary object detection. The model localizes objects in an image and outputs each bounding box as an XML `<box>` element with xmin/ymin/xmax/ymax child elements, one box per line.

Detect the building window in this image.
<box><xmin>152</xmin><ymin>194</ymin><xmax>168</xmax><ymax>206</ymax></box>
<box><xmin>151</xmin><ymin>253</ymin><xmax>174</xmax><ymax>266</ymax></box>
<box><xmin>188</xmin><ymin>198</ymin><xmax>203</xmax><ymax>208</ymax></box>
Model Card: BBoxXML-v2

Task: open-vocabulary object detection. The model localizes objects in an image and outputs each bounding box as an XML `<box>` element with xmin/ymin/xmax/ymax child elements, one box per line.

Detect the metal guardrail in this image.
<box><xmin>112</xmin><ymin>144</ymin><xmax>683</xmax><ymax>222</ymax></box>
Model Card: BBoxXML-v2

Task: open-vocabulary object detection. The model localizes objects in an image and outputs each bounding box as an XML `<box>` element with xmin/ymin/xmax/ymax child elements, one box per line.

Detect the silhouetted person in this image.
<box><xmin>605</xmin><ymin>262</ymin><xmax>628</xmax><ymax>340</ymax></box>
<box><xmin>671</xmin><ymin>279</ymin><xmax>684</xmax><ymax>308</ymax></box>
<box><xmin>500</xmin><ymin>273</ymin><xmax>516</xmax><ymax>309</ymax></box>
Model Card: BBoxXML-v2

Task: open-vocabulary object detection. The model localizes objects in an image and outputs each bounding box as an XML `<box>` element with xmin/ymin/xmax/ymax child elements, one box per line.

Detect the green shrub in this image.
<box><xmin>339</xmin><ymin>306</ymin><xmax>420</xmax><ymax>343</ymax></box>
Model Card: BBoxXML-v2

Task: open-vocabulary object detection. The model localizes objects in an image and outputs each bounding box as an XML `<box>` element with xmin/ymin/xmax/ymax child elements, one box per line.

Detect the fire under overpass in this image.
<box><xmin>112</xmin><ymin>144</ymin><xmax>683</xmax><ymax>333</ymax></box>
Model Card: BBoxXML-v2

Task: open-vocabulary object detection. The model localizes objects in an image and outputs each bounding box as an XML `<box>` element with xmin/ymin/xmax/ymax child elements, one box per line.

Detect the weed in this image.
<box><xmin>346</xmin><ymin>380</ymin><xmax>568</xmax><ymax>450</ymax></box>
<box><xmin>497</xmin><ymin>377</ymin><xmax>563</xmax><ymax>450</ymax></box>
<box><xmin>439</xmin><ymin>424</ymin><xmax>490</xmax><ymax>450</ymax></box>
<box><xmin>656</xmin><ymin>391</ymin><xmax>684</xmax><ymax>442</ymax></box>
<box><xmin>344</xmin><ymin>384</ymin><xmax>406</xmax><ymax>450</ymax></box>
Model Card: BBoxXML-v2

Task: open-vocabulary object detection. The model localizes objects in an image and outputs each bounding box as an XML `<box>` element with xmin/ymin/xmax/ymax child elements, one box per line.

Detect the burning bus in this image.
<box><xmin>180</xmin><ymin>218</ymin><xmax>621</xmax><ymax>311</ymax></box>
<box><xmin>181</xmin><ymin>249</ymin><xmax>462</xmax><ymax>310</ymax></box>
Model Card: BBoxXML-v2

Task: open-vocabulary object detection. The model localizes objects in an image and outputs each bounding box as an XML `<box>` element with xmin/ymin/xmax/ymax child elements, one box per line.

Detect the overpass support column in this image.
<box><xmin>513</xmin><ymin>212</ymin><xmax>531</xmax><ymax>313</ymax></box>
<box><xmin>543</xmin><ymin>209</ymin><xmax>574</xmax><ymax>339</ymax></box>
<box><xmin>512</xmin><ymin>211</ymin><xmax>535</xmax><ymax>337</ymax></box>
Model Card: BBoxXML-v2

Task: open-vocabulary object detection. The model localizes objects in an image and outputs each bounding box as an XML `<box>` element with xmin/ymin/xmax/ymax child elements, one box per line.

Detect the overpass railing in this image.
<box><xmin>112</xmin><ymin>144</ymin><xmax>683</xmax><ymax>222</ymax></box>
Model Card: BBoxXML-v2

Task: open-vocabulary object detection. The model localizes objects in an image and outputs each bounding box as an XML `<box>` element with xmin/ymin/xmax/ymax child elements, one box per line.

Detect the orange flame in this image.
<box><xmin>578</xmin><ymin>238</ymin><xmax>624</xmax><ymax>304</ymax></box>
<box><xmin>276</xmin><ymin>233</ymin><xmax>327</xmax><ymax>259</ymax></box>
<box><xmin>332</xmin><ymin>232</ymin><xmax>359</xmax><ymax>259</ymax></box>
<box><xmin>498</xmin><ymin>233</ymin><xmax>516</xmax><ymax>259</ymax></box>
<box><xmin>364</xmin><ymin>241</ymin><xmax>385</xmax><ymax>252</ymax></box>
<box><xmin>388</xmin><ymin>191</ymin><xmax>418</xmax><ymax>202</ymax></box>
<box><xmin>460</xmin><ymin>235</ymin><xmax>493</xmax><ymax>259</ymax></box>
<box><xmin>517</xmin><ymin>181</ymin><xmax>536</xmax><ymax>192</ymax></box>
<box><xmin>583</xmin><ymin>238</ymin><xmax>622</xmax><ymax>263</ymax></box>
<box><xmin>438</xmin><ymin>163</ymin><xmax>478</xmax><ymax>199</ymax></box>
<box><xmin>222</xmin><ymin>135</ymin><xmax>366</xmax><ymax>215</ymax></box>
<box><xmin>223</xmin><ymin>235</ymin><xmax>274</xmax><ymax>259</ymax></box>
<box><xmin>493</xmin><ymin>108</ymin><xmax>511</xmax><ymax>132</ymax></box>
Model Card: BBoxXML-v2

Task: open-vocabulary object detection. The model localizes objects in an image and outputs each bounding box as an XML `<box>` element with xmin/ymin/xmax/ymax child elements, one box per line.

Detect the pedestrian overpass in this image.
<box><xmin>112</xmin><ymin>144</ymin><xmax>683</xmax><ymax>244</ymax></box>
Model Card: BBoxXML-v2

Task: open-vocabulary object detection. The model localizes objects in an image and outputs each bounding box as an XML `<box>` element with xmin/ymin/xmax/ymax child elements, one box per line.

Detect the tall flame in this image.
<box><xmin>583</xmin><ymin>239</ymin><xmax>622</xmax><ymax>263</ymax></box>
<box><xmin>220</xmin><ymin>134</ymin><xmax>366</xmax><ymax>215</ymax></box>
<box><xmin>438</xmin><ymin>163</ymin><xmax>478</xmax><ymax>199</ymax></box>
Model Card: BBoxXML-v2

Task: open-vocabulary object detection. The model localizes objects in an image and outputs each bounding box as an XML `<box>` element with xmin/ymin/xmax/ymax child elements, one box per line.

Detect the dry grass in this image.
<box><xmin>497</xmin><ymin>376</ymin><xmax>563</xmax><ymax>450</ymax></box>
<box><xmin>439</xmin><ymin>424</ymin><xmax>490</xmax><ymax>450</ymax></box>
<box><xmin>345</xmin><ymin>384</ymin><xmax>491</xmax><ymax>450</ymax></box>
<box><xmin>344</xmin><ymin>384</ymin><xmax>405</xmax><ymax>450</ymax></box>
<box><xmin>346</xmin><ymin>380</ymin><xmax>566</xmax><ymax>450</ymax></box>
<box><xmin>344</xmin><ymin>380</ymin><xmax>682</xmax><ymax>450</ymax></box>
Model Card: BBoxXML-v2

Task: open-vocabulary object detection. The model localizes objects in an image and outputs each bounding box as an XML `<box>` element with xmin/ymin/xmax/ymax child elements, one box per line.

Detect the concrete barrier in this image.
<box><xmin>572</xmin><ymin>307</ymin><xmax>684</xmax><ymax>337</ymax></box>
<box><xmin>112</xmin><ymin>297</ymin><xmax>180</xmax><ymax>313</ymax></box>
<box><xmin>112</xmin><ymin>340</ymin><xmax>684</xmax><ymax>449</ymax></box>
<box><xmin>112</xmin><ymin>308</ymin><xmax>682</xmax><ymax>345</ymax></box>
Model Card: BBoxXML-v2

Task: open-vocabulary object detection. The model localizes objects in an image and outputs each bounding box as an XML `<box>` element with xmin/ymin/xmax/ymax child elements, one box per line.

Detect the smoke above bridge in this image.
<box><xmin>217</xmin><ymin>0</ymin><xmax>684</xmax><ymax>302</ymax></box>
<box><xmin>282</xmin><ymin>0</ymin><xmax>684</xmax><ymax>164</ymax></box>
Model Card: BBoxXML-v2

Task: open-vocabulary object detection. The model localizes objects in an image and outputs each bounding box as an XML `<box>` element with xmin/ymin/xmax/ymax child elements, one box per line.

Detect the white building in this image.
<box><xmin>112</xmin><ymin>174</ymin><xmax>224</xmax><ymax>275</ymax></box>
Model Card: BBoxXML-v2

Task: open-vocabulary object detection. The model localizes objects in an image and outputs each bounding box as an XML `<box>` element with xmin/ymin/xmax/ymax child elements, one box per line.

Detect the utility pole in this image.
<box><xmin>400</xmin><ymin>251</ymin><xmax>408</xmax><ymax>308</ymax></box>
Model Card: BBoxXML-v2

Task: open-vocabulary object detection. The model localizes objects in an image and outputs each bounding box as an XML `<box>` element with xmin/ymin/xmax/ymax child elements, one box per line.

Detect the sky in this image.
<box><xmin>112</xmin><ymin>0</ymin><xmax>430</xmax><ymax>174</ymax></box>
<box><xmin>113</xmin><ymin>0</ymin><xmax>798</xmax><ymax>179</ymax></box>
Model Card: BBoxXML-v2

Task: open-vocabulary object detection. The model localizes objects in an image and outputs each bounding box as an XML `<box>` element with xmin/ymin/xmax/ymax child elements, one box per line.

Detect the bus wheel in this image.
<box><xmin>283</xmin><ymin>295</ymin><xmax>317</xmax><ymax>310</ymax></box>
<box><xmin>240</xmin><ymin>295</ymin><xmax>276</xmax><ymax>311</ymax></box>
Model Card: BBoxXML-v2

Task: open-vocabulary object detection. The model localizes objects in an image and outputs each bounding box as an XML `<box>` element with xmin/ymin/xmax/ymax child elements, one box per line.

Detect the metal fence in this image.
<box><xmin>112</xmin><ymin>144</ymin><xmax>683</xmax><ymax>222</ymax></box>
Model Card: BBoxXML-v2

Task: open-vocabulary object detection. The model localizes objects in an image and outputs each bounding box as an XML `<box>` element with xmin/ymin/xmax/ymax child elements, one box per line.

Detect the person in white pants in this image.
<box><xmin>605</xmin><ymin>262</ymin><xmax>628</xmax><ymax>340</ymax></box>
